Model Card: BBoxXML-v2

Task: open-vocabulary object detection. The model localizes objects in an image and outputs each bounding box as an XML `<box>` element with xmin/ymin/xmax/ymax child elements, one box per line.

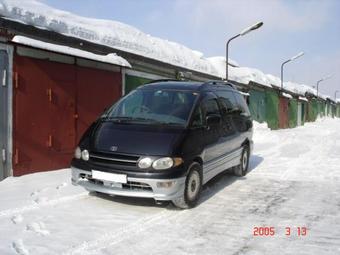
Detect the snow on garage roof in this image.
<box><xmin>282</xmin><ymin>92</ymin><xmax>293</xmax><ymax>99</ymax></box>
<box><xmin>0</xmin><ymin>0</ymin><xmax>326</xmax><ymax>99</ymax></box>
<box><xmin>12</xmin><ymin>35</ymin><xmax>131</xmax><ymax>67</ymax></box>
<box><xmin>298</xmin><ymin>96</ymin><xmax>308</xmax><ymax>102</ymax></box>
<box><xmin>207</xmin><ymin>57</ymin><xmax>272</xmax><ymax>87</ymax></box>
<box><xmin>0</xmin><ymin>0</ymin><xmax>222</xmax><ymax>76</ymax></box>
<box><xmin>207</xmin><ymin>56</ymin><xmax>320</xmax><ymax>97</ymax></box>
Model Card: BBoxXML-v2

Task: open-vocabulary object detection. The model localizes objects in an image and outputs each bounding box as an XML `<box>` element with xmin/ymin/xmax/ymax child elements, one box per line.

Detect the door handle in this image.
<box><xmin>47</xmin><ymin>88</ymin><xmax>53</xmax><ymax>102</ymax></box>
<box><xmin>47</xmin><ymin>135</ymin><xmax>53</xmax><ymax>148</ymax></box>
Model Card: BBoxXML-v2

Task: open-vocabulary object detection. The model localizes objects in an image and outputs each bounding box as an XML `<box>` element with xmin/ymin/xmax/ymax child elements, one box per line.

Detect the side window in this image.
<box><xmin>233</xmin><ymin>92</ymin><xmax>251</xmax><ymax>116</ymax></box>
<box><xmin>202</xmin><ymin>98</ymin><xmax>220</xmax><ymax>116</ymax></box>
<box><xmin>191</xmin><ymin>105</ymin><xmax>203</xmax><ymax>127</ymax></box>
<box><xmin>215</xmin><ymin>90</ymin><xmax>238</xmax><ymax>115</ymax></box>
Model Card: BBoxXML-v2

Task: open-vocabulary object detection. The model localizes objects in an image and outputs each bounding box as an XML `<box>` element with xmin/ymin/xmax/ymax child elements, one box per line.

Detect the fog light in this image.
<box><xmin>81</xmin><ymin>149</ymin><xmax>89</xmax><ymax>161</ymax></box>
<box><xmin>157</xmin><ymin>181</ymin><xmax>175</xmax><ymax>188</ymax></box>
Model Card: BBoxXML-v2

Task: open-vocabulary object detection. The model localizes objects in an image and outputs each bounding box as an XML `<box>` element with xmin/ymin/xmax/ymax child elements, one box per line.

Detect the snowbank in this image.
<box><xmin>12</xmin><ymin>36</ymin><xmax>131</xmax><ymax>67</ymax></box>
<box><xmin>0</xmin><ymin>0</ymin><xmax>221</xmax><ymax>76</ymax></box>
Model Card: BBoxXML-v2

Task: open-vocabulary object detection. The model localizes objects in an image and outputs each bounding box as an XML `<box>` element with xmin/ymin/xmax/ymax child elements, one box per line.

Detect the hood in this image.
<box><xmin>92</xmin><ymin>121</ymin><xmax>185</xmax><ymax>156</ymax></box>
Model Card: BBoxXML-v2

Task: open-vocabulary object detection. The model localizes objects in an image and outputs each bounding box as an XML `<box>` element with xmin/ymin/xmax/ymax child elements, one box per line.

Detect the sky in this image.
<box><xmin>40</xmin><ymin>0</ymin><xmax>340</xmax><ymax>98</ymax></box>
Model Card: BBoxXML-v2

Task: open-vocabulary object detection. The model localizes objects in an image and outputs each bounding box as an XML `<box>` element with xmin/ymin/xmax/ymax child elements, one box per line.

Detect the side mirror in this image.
<box><xmin>206</xmin><ymin>114</ymin><xmax>221</xmax><ymax>126</ymax></box>
<box><xmin>229</xmin><ymin>108</ymin><xmax>242</xmax><ymax>114</ymax></box>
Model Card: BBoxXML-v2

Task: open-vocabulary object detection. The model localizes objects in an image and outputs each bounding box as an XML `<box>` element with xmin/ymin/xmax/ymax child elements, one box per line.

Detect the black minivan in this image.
<box><xmin>71</xmin><ymin>80</ymin><xmax>253</xmax><ymax>208</ymax></box>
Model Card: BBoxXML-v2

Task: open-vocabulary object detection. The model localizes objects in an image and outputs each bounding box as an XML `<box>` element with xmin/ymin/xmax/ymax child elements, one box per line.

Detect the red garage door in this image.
<box><xmin>279</xmin><ymin>96</ymin><xmax>289</xmax><ymax>129</ymax></box>
<box><xmin>76</xmin><ymin>65</ymin><xmax>122</xmax><ymax>142</ymax></box>
<box><xmin>13</xmin><ymin>55</ymin><xmax>122</xmax><ymax>176</ymax></box>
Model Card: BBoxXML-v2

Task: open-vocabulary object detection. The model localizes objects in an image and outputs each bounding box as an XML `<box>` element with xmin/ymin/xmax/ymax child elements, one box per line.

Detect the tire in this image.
<box><xmin>172</xmin><ymin>162</ymin><xmax>202</xmax><ymax>209</ymax></box>
<box><xmin>233</xmin><ymin>145</ymin><xmax>250</xmax><ymax>177</ymax></box>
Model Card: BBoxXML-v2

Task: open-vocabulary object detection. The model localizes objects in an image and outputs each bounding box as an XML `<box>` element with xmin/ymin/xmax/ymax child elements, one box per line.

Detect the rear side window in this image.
<box><xmin>215</xmin><ymin>90</ymin><xmax>238</xmax><ymax>114</ymax></box>
<box><xmin>233</xmin><ymin>92</ymin><xmax>251</xmax><ymax>116</ymax></box>
<box><xmin>203</xmin><ymin>98</ymin><xmax>220</xmax><ymax>116</ymax></box>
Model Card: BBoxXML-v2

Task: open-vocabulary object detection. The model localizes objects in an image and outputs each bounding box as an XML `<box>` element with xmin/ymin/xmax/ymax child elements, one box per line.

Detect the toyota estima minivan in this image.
<box><xmin>71</xmin><ymin>80</ymin><xmax>253</xmax><ymax>208</ymax></box>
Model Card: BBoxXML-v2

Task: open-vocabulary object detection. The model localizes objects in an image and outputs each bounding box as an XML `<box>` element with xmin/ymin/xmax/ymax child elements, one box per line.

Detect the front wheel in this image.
<box><xmin>233</xmin><ymin>146</ymin><xmax>250</xmax><ymax>177</ymax></box>
<box><xmin>172</xmin><ymin>163</ymin><xmax>202</xmax><ymax>209</ymax></box>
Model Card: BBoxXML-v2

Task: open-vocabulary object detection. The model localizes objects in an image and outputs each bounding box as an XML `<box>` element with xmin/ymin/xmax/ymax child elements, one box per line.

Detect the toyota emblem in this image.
<box><xmin>110</xmin><ymin>146</ymin><xmax>118</xmax><ymax>152</ymax></box>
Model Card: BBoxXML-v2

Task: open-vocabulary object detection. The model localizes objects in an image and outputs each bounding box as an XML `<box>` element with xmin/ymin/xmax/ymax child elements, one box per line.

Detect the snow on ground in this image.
<box><xmin>1</xmin><ymin>118</ymin><xmax>340</xmax><ymax>255</ymax></box>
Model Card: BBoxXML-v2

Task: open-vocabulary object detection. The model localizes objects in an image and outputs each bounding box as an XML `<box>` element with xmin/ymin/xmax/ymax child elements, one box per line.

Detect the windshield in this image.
<box><xmin>105</xmin><ymin>89</ymin><xmax>199</xmax><ymax>126</ymax></box>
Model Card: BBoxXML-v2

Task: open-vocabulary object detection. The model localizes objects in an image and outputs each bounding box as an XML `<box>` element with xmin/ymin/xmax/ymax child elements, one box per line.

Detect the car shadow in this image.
<box><xmin>248</xmin><ymin>154</ymin><xmax>264</xmax><ymax>173</ymax></box>
<box><xmin>89</xmin><ymin>154</ymin><xmax>264</xmax><ymax>209</ymax></box>
<box><xmin>196</xmin><ymin>154</ymin><xmax>264</xmax><ymax>206</ymax></box>
<box><xmin>89</xmin><ymin>191</ymin><xmax>171</xmax><ymax>208</ymax></box>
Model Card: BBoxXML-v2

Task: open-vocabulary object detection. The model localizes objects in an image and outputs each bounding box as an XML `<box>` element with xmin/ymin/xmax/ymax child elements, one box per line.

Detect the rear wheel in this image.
<box><xmin>233</xmin><ymin>146</ymin><xmax>250</xmax><ymax>177</ymax></box>
<box><xmin>172</xmin><ymin>163</ymin><xmax>202</xmax><ymax>209</ymax></box>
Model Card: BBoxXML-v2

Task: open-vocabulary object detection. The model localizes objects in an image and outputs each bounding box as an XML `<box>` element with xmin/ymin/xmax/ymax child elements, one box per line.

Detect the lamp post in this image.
<box><xmin>225</xmin><ymin>21</ymin><xmax>263</xmax><ymax>81</ymax></box>
<box><xmin>280</xmin><ymin>52</ymin><xmax>304</xmax><ymax>90</ymax></box>
<box><xmin>316</xmin><ymin>75</ymin><xmax>332</xmax><ymax>97</ymax></box>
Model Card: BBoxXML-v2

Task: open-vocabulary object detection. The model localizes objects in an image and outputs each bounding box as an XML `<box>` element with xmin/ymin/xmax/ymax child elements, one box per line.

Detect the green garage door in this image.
<box><xmin>301</xmin><ymin>101</ymin><xmax>307</xmax><ymax>125</ymax></box>
<box><xmin>249</xmin><ymin>89</ymin><xmax>266</xmax><ymax>123</ymax></box>
<box><xmin>265</xmin><ymin>90</ymin><xmax>279</xmax><ymax>130</ymax></box>
<box><xmin>125</xmin><ymin>74</ymin><xmax>152</xmax><ymax>95</ymax></box>
<box><xmin>308</xmin><ymin>99</ymin><xmax>318</xmax><ymax>122</ymax></box>
<box><xmin>288</xmin><ymin>99</ymin><xmax>298</xmax><ymax>128</ymax></box>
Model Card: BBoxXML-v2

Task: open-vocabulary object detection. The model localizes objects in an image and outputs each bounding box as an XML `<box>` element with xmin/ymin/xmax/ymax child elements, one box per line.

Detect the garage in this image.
<box><xmin>11</xmin><ymin>43</ymin><xmax>127</xmax><ymax>176</ymax></box>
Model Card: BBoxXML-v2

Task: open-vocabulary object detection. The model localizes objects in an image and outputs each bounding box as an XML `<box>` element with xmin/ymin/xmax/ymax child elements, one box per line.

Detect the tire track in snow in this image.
<box><xmin>63</xmin><ymin>207</ymin><xmax>187</xmax><ymax>255</ymax></box>
<box><xmin>0</xmin><ymin>193</ymin><xmax>88</xmax><ymax>218</ymax></box>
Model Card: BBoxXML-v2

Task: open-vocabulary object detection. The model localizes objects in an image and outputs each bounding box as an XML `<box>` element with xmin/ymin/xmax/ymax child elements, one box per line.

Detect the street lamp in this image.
<box><xmin>335</xmin><ymin>90</ymin><xmax>339</xmax><ymax>101</ymax></box>
<box><xmin>316</xmin><ymin>75</ymin><xmax>332</xmax><ymax>97</ymax></box>
<box><xmin>281</xmin><ymin>52</ymin><xmax>304</xmax><ymax>90</ymax></box>
<box><xmin>225</xmin><ymin>21</ymin><xmax>263</xmax><ymax>81</ymax></box>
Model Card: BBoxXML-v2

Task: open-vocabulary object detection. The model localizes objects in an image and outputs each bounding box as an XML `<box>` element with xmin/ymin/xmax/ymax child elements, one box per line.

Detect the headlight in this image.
<box><xmin>74</xmin><ymin>147</ymin><xmax>81</xmax><ymax>159</ymax></box>
<box><xmin>152</xmin><ymin>157</ymin><xmax>174</xmax><ymax>170</ymax></box>
<box><xmin>81</xmin><ymin>149</ymin><xmax>89</xmax><ymax>161</ymax></box>
<box><xmin>138</xmin><ymin>157</ymin><xmax>153</xmax><ymax>169</ymax></box>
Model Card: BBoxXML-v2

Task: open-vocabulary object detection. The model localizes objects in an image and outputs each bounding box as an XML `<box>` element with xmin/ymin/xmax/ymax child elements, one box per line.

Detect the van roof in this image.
<box><xmin>139</xmin><ymin>80</ymin><xmax>237</xmax><ymax>92</ymax></box>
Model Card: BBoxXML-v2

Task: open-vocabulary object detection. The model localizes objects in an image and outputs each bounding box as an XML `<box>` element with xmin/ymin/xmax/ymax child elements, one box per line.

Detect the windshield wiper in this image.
<box><xmin>105</xmin><ymin>116</ymin><xmax>160</xmax><ymax>123</ymax></box>
<box><xmin>104</xmin><ymin>117</ymin><xmax>183</xmax><ymax>126</ymax></box>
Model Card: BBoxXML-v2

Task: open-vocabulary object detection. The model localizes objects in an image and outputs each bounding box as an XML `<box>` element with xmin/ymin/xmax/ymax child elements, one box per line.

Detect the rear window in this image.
<box><xmin>233</xmin><ymin>92</ymin><xmax>251</xmax><ymax>116</ymax></box>
<box><xmin>215</xmin><ymin>90</ymin><xmax>238</xmax><ymax>114</ymax></box>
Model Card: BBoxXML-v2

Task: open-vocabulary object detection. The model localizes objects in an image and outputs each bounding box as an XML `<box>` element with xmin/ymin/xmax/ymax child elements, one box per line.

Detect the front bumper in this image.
<box><xmin>71</xmin><ymin>167</ymin><xmax>186</xmax><ymax>201</ymax></box>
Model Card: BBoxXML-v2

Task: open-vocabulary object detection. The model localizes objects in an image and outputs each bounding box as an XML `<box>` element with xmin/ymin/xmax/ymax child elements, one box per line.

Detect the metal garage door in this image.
<box><xmin>13</xmin><ymin>53</ymin><xmax>123</xmax><ymax>176</ymax></box>
<box><xmin>279</xmin><ymin>96</ymin><xmax>289</xmax><ymax>129</ymax></box>
<box><xmin>0</xmin><ymin>46</ymin><xmax>11</xmax><ymax>180</ymax></box>
<box><xmin>13</xmin><ymin>55</ymin><xmax>76</xmax><ymax>175</ymax></box>
<box><xmin>76</xmin><ymin>65</ymin><xmax>122</xmax><ymax>143</ymax></box>
<box><xmin>249</xmin><ymin>89</ymin><xmax>266</xmax><ymax>123</ymax></box>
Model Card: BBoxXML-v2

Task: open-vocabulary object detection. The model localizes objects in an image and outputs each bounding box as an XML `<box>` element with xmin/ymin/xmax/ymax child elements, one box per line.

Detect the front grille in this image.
<box><xmin>90</xmin><ymin>152</ymin><xmax>140</xmax><ymax>166</ymax></box>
